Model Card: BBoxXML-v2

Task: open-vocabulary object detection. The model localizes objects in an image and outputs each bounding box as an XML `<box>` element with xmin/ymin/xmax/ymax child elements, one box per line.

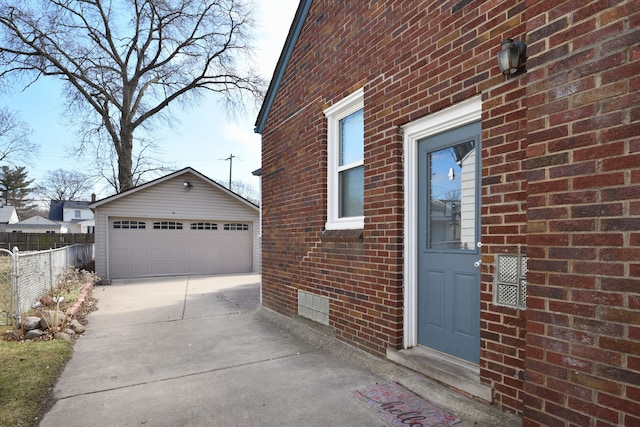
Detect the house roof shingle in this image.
<box><xmin>48</xmin><ymin>200</ymin><xmax>64</xmax><ymax>221</ymax></box>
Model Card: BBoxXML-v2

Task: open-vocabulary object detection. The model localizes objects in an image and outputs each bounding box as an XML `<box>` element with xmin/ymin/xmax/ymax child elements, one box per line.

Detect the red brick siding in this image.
<box><xmin>523</xmin><ymin>1</ymin><xmax>640</xmax><ymax>426</ymax></box>
<box><xmin>481</xmin><ymin>72</ymin><xmax>528</xmax><ymax>414</ymax></box>
<box><xmin>261</xmin><ymin>0</ymin><xmax>528</xmax><ymax>416</ymax></box>
<box><xmin>260</xmin><ymin>0</ymin><xmax>639</xmax><ymax>423</ymax></box>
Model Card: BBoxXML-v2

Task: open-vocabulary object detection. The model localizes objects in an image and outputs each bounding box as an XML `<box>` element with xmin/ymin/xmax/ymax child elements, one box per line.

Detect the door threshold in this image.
<box><xmin>387</xmin><ymin>346</ymin><xmax>493</xmax><ymax>402</ymax></box>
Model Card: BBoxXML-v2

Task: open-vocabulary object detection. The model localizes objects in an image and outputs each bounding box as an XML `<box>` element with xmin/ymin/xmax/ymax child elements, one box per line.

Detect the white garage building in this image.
<box><xmin>91</xmin><ymin>167</ymin><xmax>260</xmax><ymax>280</ymax></box>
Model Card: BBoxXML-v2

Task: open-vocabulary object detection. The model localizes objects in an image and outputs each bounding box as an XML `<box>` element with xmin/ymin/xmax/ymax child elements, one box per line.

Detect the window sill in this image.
<box><xmin>320</xmin><ymin>229</ymin><xmax>363</xmax><ymax>242</ymax></box>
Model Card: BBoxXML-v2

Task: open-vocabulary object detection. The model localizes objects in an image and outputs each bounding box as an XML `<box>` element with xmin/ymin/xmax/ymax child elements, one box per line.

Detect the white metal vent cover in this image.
<box><xmin>495</xmin><ymin>254</ymin><xmax>527</xmax><ymax>309</ymax></box>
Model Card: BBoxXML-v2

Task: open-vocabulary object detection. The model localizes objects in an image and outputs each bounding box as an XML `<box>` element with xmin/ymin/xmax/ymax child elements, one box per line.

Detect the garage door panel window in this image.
<box><xmin>224</xmin><ymin>223</ymin><xmax>249</xmax><ymax>231</ymax></box>
<box><xmin>113</xmin><ymin>220</ymin><xmax>146</xmax><ymax>229</ymax></box>
<box><xmin>153</xmin><ymin>221</ymin><xmax>183</xmax><ymax>230</ymax></box>
<box><xmin>191</xmin><ymin>222</ymin><xmax>218</xmax><ymax>230</ymax></box>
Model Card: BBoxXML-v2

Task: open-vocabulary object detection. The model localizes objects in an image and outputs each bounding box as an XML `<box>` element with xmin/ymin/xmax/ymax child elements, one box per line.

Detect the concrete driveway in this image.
<box><xmin>39</xmin><ymin>274</ymin><xmax>518</xmax><ymax>427</ymax></box>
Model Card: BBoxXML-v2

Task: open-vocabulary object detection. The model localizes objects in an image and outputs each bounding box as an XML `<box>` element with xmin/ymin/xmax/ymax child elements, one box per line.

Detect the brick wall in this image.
<box><xmin>261</xmin><ymin>0</ymin><xmax>529</xmax><ymax>416</ymax></box>
<box><xmin>481</xmin><ymin>75</ymin><xmax>528</xmax><ymax>412</ymax></box>
<box><xmin>523</xmin><ymin>1</ymin><xmax>640</xmax><ymax>426</ymax></box>
<box><xmin>260</xmin><ymin>0</ymin><xmax>639</xmax><ymax>423</ymax></box>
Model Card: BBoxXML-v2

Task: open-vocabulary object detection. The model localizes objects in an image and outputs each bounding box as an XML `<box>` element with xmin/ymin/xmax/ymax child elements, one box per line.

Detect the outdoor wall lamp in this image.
<box><xmin>497</xmin><ymin>38</ymin><xmax>527</xmax><ymax>75</ymax></box>
<box><xmin>183</xmin><ymin>180</ymin><xmax>192</xmax><ymax>191</ymax></box>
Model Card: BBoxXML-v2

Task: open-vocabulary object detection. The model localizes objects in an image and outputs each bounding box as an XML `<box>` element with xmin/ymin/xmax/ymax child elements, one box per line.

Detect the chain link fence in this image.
<box><xmin>0</xmin><ymin>244</ymin><xmax>94</xmax><ymax>326</ymax></box>
<box><xmin>0</xmin><ymin>249</ymin><xmax>17</xmax><ymax>326</ymax></box>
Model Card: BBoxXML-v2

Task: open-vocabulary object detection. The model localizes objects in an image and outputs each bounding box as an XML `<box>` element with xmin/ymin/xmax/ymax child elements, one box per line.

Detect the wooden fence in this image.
<box><xmin>0</xmin><ymin>233</ymin><xmax>94</xmax><ymax>252</ymax></box>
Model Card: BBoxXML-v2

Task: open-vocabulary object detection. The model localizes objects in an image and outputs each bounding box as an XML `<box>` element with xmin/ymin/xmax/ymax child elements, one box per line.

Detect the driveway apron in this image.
<box><xmin>39</xmin><ymin>274</ymin><xmax>518</xmax><ymax>427</ymax></box>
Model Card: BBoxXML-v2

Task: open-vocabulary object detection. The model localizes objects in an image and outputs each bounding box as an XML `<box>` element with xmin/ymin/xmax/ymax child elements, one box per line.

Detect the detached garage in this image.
<box><xmin>90</xmin><ymin>167</ymin><xmax>260</xmax><ymax>280</ymax></box>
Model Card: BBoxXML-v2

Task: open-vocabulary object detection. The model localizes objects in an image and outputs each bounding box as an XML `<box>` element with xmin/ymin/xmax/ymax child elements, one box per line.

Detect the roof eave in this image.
<box><xmin>254</xmin><ymin>0</ymin><xmax>313</xmax><ymax>135</ymax></box>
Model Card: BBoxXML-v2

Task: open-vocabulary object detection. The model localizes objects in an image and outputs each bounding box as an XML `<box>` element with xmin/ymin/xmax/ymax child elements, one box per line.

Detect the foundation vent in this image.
<box><xmin>298</xmin><ymin>290</ymin><xmax>329</xmax><ymax>326</ymax></box>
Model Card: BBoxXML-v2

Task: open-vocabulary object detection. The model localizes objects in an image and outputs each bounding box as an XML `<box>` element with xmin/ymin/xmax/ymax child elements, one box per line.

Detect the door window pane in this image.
<box><xmin>428</xmin><ymin>140</ymin><xmax>476</xmax><ymax>250</ymax></box>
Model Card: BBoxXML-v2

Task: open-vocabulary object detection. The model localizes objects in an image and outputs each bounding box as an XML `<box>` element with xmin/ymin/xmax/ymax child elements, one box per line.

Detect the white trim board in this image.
<box><xmin>402</xmin><ymin>95</ymin><xmax>482</xmax><ymax>348</ymax></box>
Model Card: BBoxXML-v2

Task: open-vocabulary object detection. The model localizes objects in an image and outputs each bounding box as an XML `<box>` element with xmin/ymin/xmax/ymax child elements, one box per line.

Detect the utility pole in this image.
<box><xmin>223</xmin><ymin>154</ymin><xmax>236</xmax><ymax>189</ymax></box>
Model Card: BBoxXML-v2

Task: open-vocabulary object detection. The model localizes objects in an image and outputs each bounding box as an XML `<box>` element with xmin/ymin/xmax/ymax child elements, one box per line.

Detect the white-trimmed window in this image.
<box><xmin>324</xmin><ymin>88</ymin><xmax>365</xmax><ymax>230</ymax></box>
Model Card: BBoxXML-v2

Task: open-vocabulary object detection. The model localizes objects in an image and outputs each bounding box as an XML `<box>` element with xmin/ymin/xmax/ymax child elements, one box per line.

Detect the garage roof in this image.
<box><xmin>89</xmin><ymin>167</ymin><xmax>258</xmax><ymax>210</ymax></box>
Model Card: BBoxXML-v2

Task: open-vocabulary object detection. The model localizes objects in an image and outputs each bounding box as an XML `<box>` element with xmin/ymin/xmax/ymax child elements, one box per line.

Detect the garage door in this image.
<box><xmin>108</xmin><ymin>218</ymin><xmax>253</xmax><ymax>279</ymax></box>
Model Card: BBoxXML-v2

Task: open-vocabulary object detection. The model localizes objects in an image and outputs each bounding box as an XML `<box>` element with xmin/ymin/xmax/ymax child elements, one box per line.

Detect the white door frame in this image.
<box><xmin>402</xmin><ymin>95</ymin><xmax>482</xmax><ymax>348</ymax></box>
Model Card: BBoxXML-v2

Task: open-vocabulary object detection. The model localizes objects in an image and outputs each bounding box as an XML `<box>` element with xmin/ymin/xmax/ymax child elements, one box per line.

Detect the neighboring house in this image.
<box><xmin>0</xmin><ymin>205</ymin><xmax>19</xmax><ymax>232</ymax></box>
<box><xmin>255</xmin><ymin>1</ymin><xmax>639</xmax><ymax>425</ymax></box>
<box><xmin>6</xmin><ymin>215</ymin><xmax>68</xmax><ymax>234</ymax></box>
<box><xmin>90</xmin><ymin>167</ymin><xmax>260</xmax><ymax>280</ymax></box>
<box><xmin>48</xmin><ymin>200</ymin><xmax>95</xmax><ymax>233</ymax></box>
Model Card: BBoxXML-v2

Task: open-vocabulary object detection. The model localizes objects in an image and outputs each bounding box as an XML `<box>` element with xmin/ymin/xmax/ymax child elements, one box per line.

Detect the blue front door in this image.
<box><xmin>417</xmin><ymin>121</ymin><xmax>481</xmax><ymax>363</ymax></box>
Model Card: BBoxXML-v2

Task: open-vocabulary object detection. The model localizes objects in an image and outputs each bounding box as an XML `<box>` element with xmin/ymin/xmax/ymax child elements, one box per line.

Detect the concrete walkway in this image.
<box><xmin>39</xmin><ymin>274</ymin><xmax>519</xmax><ymax>426</ymax></box>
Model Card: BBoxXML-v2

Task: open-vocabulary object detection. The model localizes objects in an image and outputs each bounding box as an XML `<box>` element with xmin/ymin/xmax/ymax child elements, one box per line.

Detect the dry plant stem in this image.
<box><xmin>55</xmin><ymin>301</ymin><xmax>59</xmax><ymax>333</ymax></box>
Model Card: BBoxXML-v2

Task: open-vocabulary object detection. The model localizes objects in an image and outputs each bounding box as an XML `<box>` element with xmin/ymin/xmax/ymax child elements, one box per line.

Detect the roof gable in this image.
<box><xmin>89</xmin><ymin>167</ymin><xmax>258</xmax><ymax>211</ymax></box>
<box><xmin>254</xmin><ymin>0</ymin><xmax>312</xmax><ymax>134</ymax></box>
<box><xmin>16</xmin><ymin>215</ymin><xmax>60</xmax><ymax>226</ymax></box>
<box><xmin>0</xmin><ymin>205</ymin><xmax>18</xmax><ymax>223</ymax></box>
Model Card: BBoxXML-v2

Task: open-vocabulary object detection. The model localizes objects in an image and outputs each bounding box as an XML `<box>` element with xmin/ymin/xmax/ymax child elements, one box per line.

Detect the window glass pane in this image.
<box><xmin>339</xmin><ymin>165</ymin><xmax>364</xmax><ymax>217</ymax></box>
<box><xmin>339</xmin><ymin>109</ymin><xmax>363</xmax><ymax>166</ymax></box>
<box><xmin>428</xmin><ymin>140</ymin><xmax>476</xmax><ymax>250</ymax></box>
<box><xmin>153</xmin><ymin>221</ymin><xmax>182</xmax><ymax>230</ymax></box>
<box><xmin>113</xmin><ymin>220</ymin><xmax>145</xmax><ymax>229</ymax></box>
<box><xmin>224</xmin><ymin>223</ymin><xmax>249</xmax><ymax>231</ymax></box>
<box><xmin>191</xmin><ymin>222</ymin><xmax>218</xmax><ymax>230</ymax></box>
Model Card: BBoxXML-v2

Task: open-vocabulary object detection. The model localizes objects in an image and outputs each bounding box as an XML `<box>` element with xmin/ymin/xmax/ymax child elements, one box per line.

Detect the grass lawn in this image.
<box><xmin>0</xmin><ymin>337</ymin><xmax>71</xmax><ymax>426</ymax></box>
<box><xmin>0</xmin><ymin>260</ymin><xmax>13</xmax><ymax>326</ymax></box>
<box><xmin>0</xmin><ymin>269</ymin><xmax>95</xmax><ymax>426</ymax></box>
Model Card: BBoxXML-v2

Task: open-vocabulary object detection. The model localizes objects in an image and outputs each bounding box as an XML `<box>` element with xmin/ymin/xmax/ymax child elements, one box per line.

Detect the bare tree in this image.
<box><xmin>0</xmin><ymin>106</ymin><xmax>38</xmax><ymax>166</ymax></box>
<box><xmin>0</xmin><ymin>0</ymin><xmax>264</xmax><ymax>191</ymax></box>
<box><xmin>89</xmin><ymin>135</ymin><xmax>172</xmax><ymax>194</ymax></box>
<box><xmin>34</xmin><ymin>169</ymin><xmax>96</xmax><ymax>205</ymax></box>
<box><xmin>215</xmin><ymin>178</ymin><xmax>259</xmax><ymax>205</ymax></box>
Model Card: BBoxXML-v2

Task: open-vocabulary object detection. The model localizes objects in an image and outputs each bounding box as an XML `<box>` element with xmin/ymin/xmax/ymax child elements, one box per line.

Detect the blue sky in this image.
<box><xmin>3</xmin><ymin>0</ymin><xmax>300</xmax><ymax>199</ymax></box>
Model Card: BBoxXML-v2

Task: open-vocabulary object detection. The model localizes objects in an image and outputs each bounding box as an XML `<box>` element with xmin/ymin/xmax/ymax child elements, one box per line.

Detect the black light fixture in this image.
<box><xmin>183</xmin><ymin>180</ymin><xmax>192</xmax><ymax>191</ymax></box>
<box><xmin>497</xmin><ymin>38</ymin><xmax>527</xmax><ymax>75</ymax></box>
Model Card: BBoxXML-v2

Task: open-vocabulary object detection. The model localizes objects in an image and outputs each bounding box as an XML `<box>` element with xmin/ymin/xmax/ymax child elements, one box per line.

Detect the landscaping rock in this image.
<box><xmin>23</xmin><ymin>316</ymin><xmax>42</xmax><ymax>331</ymax></box>
<box><xmin>64</xmin><ymin>328</ymin><xmax>76</xmax><ymax>336</ymax></box>
<box><xmin>25</xmin><ymin>329</ymin><xmax>44</xmax><ymax>340</ymax></box>
<box><xmin>54</xmin><ymin>332</ymin><xmax>72</xmax><ymax>341</ymax></box>
<box><xmin>39</xmin><ymin>310</ymin><xmax>67</xmax><ymax>329</ymax></box>
<box><xmin>69</xmin><ymin>319</ymin><xmax>85</xmax><ymax>334</ymax></box>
